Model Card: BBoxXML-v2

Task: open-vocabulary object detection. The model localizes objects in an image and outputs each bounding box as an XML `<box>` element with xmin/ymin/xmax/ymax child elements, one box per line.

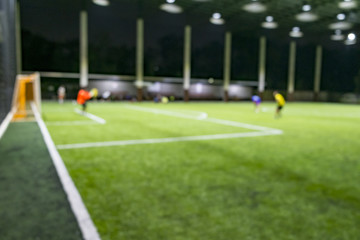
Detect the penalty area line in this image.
<box><xmin>56</xmin><ymin>130</ymin><xmax>283</xmax><ymax>150</ymax></box>
<box><xmin>74</xmin><ymin>108</ymin><xmax>106</xmax><ymax>124</ymax></box>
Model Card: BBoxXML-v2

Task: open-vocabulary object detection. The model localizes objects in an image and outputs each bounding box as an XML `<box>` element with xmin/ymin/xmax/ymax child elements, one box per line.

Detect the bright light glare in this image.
<box><xmin>348</xmin><ymin>33</ymin><xmax>356</xmax><ymax>40</ymax></box>
<box><xmin>292</xmin><ymin>27</ymin><xmax>300</xmax><ymax>32</ymax></box>
<box><xmin>302</xmin><ymin>4</ymin><xmax>311</xmax><ymax>11</ymax></box>
<box><xmin>212</xmin><ymin>12</ymin><xmax>221</xmax><ymax>19</ymax></box>
<box><xmin>337</xmin><ymin>13</ymin><xmax>346</xmax><ymax>20</ymax></box>
<box><xmin>167</xmin><ymin>0</ymin><xmax>175</xmax><ymax>3</ymax></box>
<box><xmin>266</xmin><ymin>16</ymin><xmax>273</xmax><ymax>22</ymax></box>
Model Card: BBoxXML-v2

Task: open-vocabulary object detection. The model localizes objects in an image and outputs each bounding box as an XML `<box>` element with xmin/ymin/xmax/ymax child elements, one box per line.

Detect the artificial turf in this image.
<box><xmin>0</xmin><ymin>121</ymin><xmax>82</xmax><ymax>240</ymax></box>
<box><xmin>44</xmin><ymin>101</ymin><xmax>360</xmax><ymax>240</ymax></box>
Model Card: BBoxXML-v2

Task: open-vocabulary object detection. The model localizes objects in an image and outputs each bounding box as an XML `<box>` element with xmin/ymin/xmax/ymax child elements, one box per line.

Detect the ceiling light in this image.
<box><xmin>261</xmin><ymin>16</ymin><xmax>278</xmax><ymax>29</ymax></box>
<box><xmin>92</xmin><ymin>0</ymin><xmax>110</xmax><ymax>6</ymax></box>
<box><xmin>328</xmin><ymin>21</ymin><xmax>353</xmax><ymax>30</ymax></box>
<box><xmin>289</xmin><ymin>27</ymin><xmax>303</xmax><ymax>38</ymax></box>
<box><xmin>212</xmin><ymin>12</ymin><xmax>221</xmax><ymax>19</ymax></box>
<box><xmin>345</xmin><ymin>39</ymin><xmax>356</xmax><ymax>45</ymax></box>
<box><xmin>265</xmin><ymin>16</ymin><xmax>273</xmax><ymax>22</ymax></box>
<box><xmin>242</xmin><ymin>2</ymin><xmax>267</xmax><ymax>13</ymax></box>
<box><xmin>295</xmin><ymin>12</ymin><xmax>319</xmax><ymax>22</ymax></box>
<box><xmin>339</xmin><ymin>0</ymin><xmax>357</xmax><ymax>10</ymax></box>
<box><xmin>261</xmin><ymin>22</ymin><xmax>278</xmax><ymax>29</ymax></box>
<box><xmin>330</xmin><ymin>30</ymin><xmax>345</xmax><ymax>41</ymax></box>
<box><xmin>348</xmin><ymin>33</ymin><xmax>356</xmax><ymax>41</ymax></box>
<box><xmin>160</xmin><ymin>3</ymin><xmax>183</xmax><ymax>13</ymax></box>
<box><xmin>302</xmin><ymin>4</ymin><xmax>311</xmax><ymax>11</ymax></box>
<box><xmin>210</xmin><ymin>17</ymin><xmax>225</xmax><ymax>25</ymax></box>
<box><xmin>337</xmin><ymin>13</ymin><xmax>346</xmax><ymax>20</ymax></box>
<box><xmin>345</xmin><ymin>33</ymin><xmax>356</xmax><ymax>45</ymax></box>
<box><xmin>166</xmin><ymin>0</ymin><xmax>175</xmax><ymax>3</ymax></box>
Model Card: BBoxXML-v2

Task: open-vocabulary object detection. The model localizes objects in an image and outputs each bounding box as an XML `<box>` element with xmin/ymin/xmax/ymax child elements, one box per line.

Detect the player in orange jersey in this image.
<box><xmin>77</xmin><ymin>88</ymin><xmax>93</xmax><ymax>112</ymax></box>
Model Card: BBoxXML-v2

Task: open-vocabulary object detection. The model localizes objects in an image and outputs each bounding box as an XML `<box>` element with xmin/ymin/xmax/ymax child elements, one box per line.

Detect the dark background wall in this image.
<box><xmin>0</xmin><ymin>0</ymin><xmax>17</xmax><ymax>123</ymax></box>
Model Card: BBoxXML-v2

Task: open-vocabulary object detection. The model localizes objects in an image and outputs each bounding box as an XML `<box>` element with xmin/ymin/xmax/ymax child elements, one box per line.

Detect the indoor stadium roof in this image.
<box><xmin>111</xmin><ymin>0</ymin><xmax>360</xmax><ymax>45</ymax></box>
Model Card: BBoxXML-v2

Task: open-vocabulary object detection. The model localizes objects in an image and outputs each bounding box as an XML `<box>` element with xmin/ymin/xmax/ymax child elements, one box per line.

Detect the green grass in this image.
<box><xmin>43</xmin><ymin>101</ymin><xmax>360</xmax><ymax>240</ymax></box>
<box><xmin>0</xmin><ymin>122</ymin><xmax>82</xmax><ymax>240</ymax></box>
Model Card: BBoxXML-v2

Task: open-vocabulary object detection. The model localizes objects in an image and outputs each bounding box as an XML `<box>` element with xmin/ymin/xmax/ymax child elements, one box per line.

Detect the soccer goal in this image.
<box><xmin>12</xmin><ymin>72</ymin><xmax>41</xmax><ymax>120</ymax></box>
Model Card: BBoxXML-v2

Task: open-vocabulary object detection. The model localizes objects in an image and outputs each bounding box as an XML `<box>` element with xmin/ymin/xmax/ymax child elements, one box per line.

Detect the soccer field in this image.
<box><xmin>43</xmin><ymin>101</ymin><xmax>360</xmax><ymax>240</ymax></box>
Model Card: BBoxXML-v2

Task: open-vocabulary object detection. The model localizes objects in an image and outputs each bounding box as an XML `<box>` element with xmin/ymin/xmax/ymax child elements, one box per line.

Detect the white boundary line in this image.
<box><xmin>74</xmin><ymin>108</ymin><xmax>106</xmax><ymax>124</ymax></box>
<box><xmin>0</xmin><ymin>108</ymin><xmax>15</xmax><ymax>140</ymax></box>
<box><xmin>31</xmin><ymin>103</ymin><xmax>101</xmax><ymax>240</ymax></box>
<box><xmin>56</xmin><ymin>105</ymin><xmax>283</xmax><ymax>150</ymax></box>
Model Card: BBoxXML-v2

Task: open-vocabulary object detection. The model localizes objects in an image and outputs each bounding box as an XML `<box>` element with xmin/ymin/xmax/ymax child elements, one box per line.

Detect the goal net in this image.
<box><xmin>12</xmin><ymin>72</ymin><xmax>41</xmax><ymax>120</ymax></box>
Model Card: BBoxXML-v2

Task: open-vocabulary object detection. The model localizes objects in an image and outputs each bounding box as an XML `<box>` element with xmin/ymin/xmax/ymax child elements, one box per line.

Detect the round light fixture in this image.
<box><xmin>330</xmin><ymin>30</ymin><xmax>345</xmax><ymax>41</ymax></box>
<box><xmin>337</xmin><ymin>13</ymin><xmax>346</xmax><ymax>20</ymax></box>
<box><xmin>295</xmin><ymin>12</ymin><xmax>319</xmax><ymax>22</ymax></box>
<box><xmin>261</xmin><ymin>16</ymin><xmax>278</xmax><ymax>29</ymax></box>
<box><xmin>160</xmin><ymin>3</ymin><xmax>183</xmax><ymax>13</ymax></box>
<box><xmin>348</xmin><ymin>33</ymin><xmax>356</xmax><ymax>41</ymax></box>
<box><xmin>92</xmin><ymin>0</ymin><xmax>110</xmax><ymax>6</ymax></box>
<box><xmin>289</xmin><ymin>27</ymin><xmax>303</xmax><ymax>38</ymax></box>
<box><xmin>344</xmin><ymin>32</ymin><xmax>356</xmax><ymax>45</ymax></box>
<box><xmin>242</xmin><ymin>2</ymin><xmax>267</xmax><ymax>13</ymax></box>
<box><xmin>328</xmin><ymin>21</ymin><xmax>353</xmax><ymax>30</ymax></box>
<box><xmin>212</xmin><ymin>12</ymin><xmax>221</xmax><ymax>19</ymax></box>
<box><xmin>167</xmin><ymin>0</ymin><xmax>175</xmax><ymax>3</ymax></box>
<box><xmin>266</xmin><ymin>16</ymin><xmax>273</xmax><ymax>22</ymax></box>
<box><xmin>302</xmin><ymin>4</ymin><xmax>311</xmax><ymax>11</ymax></box>
<box><xmin>339</xmin><ymin>0</ymin><xmax>357</xmax><ymax>10</ymax></box>
<box><xmin>210</xmin><ymin>17</ymin><xmax>225</xmax><ymax>25</ymax></box>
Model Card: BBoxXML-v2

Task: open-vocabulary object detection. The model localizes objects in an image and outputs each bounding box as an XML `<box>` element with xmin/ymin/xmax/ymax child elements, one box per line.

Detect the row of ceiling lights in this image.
<box><xmin>92</xmin><ymin>0</ymin><xmax>358</xmax><ymax>45</ymax></box>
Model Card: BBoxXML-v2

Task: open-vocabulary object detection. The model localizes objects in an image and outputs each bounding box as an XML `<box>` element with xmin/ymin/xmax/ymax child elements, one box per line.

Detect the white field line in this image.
<box><xmin>56</xmin><ymin>105</ymin><xmax>283</xmax><ymax>150</ymax></box>
<box><xmin>74</xmin><ymin>108</ymin><xmax>106</xmax><ymax>124</ymax></box>
<box><xmin>46</xmin><ymin>121</ymin><xmax>99</xmax><ymax>126</ymax></box>
<box><xmin>57</xmin><ymin>130</ymin><xmax>282</xmax><ymax>150</ymax></box>
<box><xmin>125</xmin><ymin>105</ymin><xmax>278</xmax><ymax>131</ymax></box>
<box><xmin>0</xmin><ymin>108</ymin><xmax>15</xmax><ymax>140</ymax></box>
<box><xmin>124</xmin><ymin>105</ymin><xmax>208</xmax><ymax>120</ymax></box>
<box><xmin>30</xmin><ymin>103</ymin><xmax>101</xmax><ymax>240</ymax></box>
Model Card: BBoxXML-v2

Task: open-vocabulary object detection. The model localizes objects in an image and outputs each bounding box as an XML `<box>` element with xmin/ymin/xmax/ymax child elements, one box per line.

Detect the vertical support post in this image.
<box><xmin>313</xmin><ymin>45</ymin><xmax>322</xmax><ymax>101</ymax></box>
<box><xmin>258</xmin><ymin>36</ymin><xmax>266</xmax><ymax>98</ymax></box>
<box><xmin>15</xmin><ymin>0</ymin><xmax>22</xmax><ymax>75</ymax></box>
<box><xmin>223</xmin><ymin>31</ymin><xmax>232</xmax><ymax>102</ymax></box>
<box><xmin>79</xmin><ymin>10</ymin><xmax>88</xmax><ymax>88</ymax></box>
<box><xmin>287</xmin><ymin>41</ymin><xmax>296</xmax><ymax>101</ymax></box>
<box><xmin>183</xmin><ymin>25</ymin><xmax>191</xmax><ymax>102</ymax></box>
<box><xmin>136</xmin><ymin>18</ymin><xmax>144</xmax><ymax>101</ymax></box>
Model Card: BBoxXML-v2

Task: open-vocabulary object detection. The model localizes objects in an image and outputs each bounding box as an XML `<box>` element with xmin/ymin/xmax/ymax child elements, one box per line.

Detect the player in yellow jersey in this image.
<box><xmin>273</xmin><ymin>91</ymin><xmax>285</xmax><ymax>118</ymax></box>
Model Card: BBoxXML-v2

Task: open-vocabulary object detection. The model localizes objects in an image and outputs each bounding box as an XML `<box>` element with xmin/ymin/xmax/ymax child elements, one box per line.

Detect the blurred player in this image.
<box><xmin>251</xmin><ymin>95</ymin><xmax>261</xmax><ymax>113</ymax></box>
<box><xmin>273</xmin><ymin>91</ymin><xmax>285</xmax><ymax>118</ymax></box>
<box><xmin>57</xmin><ymin>85</ymin><xmax>66</xmax><ymax>104</ymax></box>
<box><xmin>77</xmin><ymin>88</ymin><xmax>93</xmax><ymax>112</ymax></box>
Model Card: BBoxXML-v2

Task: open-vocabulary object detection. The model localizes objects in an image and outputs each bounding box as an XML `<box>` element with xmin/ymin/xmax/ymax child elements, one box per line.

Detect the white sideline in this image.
<box><xmin>56</xmin><ymin>105</ymin><xmax>283</xmax><ymax>150</ymax></box>
<box><xmin>0</xmin><ymin>108</ymin><xmax>15</xmax><ymax>140</ymax></box>
<box><xmin>57</xmin><ymin>130</ymin><xmax>282</xmax><ymax>150</ymax></box>
<box><xmin>31</xmin><ymin>103</ymin><xmax>101</xmax><ymax>240</ymax></box>
<box><xmin>74</xmin><ymin>108</ymin><xmax>106</xmax><ymax>124</ymax></box>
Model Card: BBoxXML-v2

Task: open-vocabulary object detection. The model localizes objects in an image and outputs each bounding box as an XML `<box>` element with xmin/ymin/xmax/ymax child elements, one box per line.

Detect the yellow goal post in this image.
<box><xmin>11</xmin><ymin>72</ymin><xmax>41</xmax><ymax>120</ymax></box>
